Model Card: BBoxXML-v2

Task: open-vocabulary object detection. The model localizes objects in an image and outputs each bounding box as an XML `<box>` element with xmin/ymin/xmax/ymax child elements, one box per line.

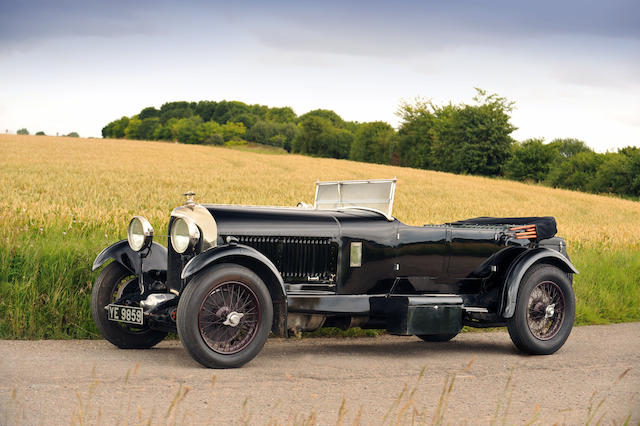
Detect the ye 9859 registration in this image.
<box><xmin>107</xmin><ymin>304</ymin><xmax>143</xmax><ymax>325</ymax></box>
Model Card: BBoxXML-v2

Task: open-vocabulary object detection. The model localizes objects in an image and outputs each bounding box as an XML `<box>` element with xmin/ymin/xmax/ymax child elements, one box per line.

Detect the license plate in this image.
<box><xmin>107</xmin><ymin>304</ymin><xmax>144</xmax><ymax>325</ymax></box>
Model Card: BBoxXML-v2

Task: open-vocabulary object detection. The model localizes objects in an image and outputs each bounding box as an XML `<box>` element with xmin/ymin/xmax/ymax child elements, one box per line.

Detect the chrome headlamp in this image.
<box><xmin>127</xmin><ymin>216</ymin><xmax>154</xmax><ymax>252</ymax></box>
<box><xmin>171</xmin><ymin>216</ymin><xmax>201</xmax><ymax>254</ymax></box>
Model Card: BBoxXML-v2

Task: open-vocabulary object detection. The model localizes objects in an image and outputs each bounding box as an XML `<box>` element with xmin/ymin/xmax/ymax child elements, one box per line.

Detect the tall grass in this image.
<box><xmin>1</xmin><ymin>134</ymin><xmax>639</xmax><ymax>338</ymax></box>
<box><xmin>3</xmin><ymin>363</ymin><xmax>635</xmax><ymax>424</ymax></box>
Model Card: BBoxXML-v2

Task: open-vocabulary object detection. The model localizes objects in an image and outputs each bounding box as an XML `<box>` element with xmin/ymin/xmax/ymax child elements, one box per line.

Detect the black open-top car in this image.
<box><xmin>92</xmin><ymin>179</ymin><xmax>577</xmax><ymax>368</ymax></box>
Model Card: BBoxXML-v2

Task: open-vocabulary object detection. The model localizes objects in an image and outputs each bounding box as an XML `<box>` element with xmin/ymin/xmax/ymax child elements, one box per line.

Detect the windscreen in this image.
<box><xmin>314</xmin><ymin>179</ymin><xmax>396</xmax><ymax>219</ymax></box>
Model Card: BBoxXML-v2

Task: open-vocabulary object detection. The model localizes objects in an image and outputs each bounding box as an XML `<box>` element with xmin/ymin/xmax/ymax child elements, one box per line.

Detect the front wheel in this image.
<box><xmin>506</xmin><ymin>264</ymin><xmax>575</xmax><ymax>355</ymax></box>
<box><xmin>177</xmin><ymin>264</ymin><xmax>273</xmax><ymax>368</ymax></box>
<box><xmin>91</xmin><ymin>262</ymin><xmax>167</xmax><ymax>349</ymax></box>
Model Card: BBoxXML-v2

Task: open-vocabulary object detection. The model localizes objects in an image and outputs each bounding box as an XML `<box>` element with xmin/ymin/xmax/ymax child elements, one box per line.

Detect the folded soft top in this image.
<box><xmin>450</xmin><ymin>216</ymin><xmax>557</xmax><ymax>240</ymax></box>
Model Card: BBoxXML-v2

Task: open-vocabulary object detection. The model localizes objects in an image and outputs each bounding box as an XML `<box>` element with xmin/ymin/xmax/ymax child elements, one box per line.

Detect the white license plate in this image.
<box><xmin>107</xmin><ymin>304</ymin><xmax>144</xmax><ymax>325</ymax></box>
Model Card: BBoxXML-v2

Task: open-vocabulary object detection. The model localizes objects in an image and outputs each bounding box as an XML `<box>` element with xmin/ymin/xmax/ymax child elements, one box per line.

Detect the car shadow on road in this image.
<box><xmin>263</xmin><ymin>338</ymin><xmax>518</xmax><ymax>358</ymax></box>
<box><xmin>117</xmin><ymin>337</ymin><xmax>519</xmax><ymax>370</ymax></box>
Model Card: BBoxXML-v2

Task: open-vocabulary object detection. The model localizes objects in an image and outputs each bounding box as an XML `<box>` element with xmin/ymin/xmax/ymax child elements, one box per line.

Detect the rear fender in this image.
<box><xmin>92</xmin><ymin>240</ymin><xmax>167</xmax><ymax>274</ymax></box>
<box><xmin>181</xmin><ymin>244</ymin><xmax>288</xmax><ymax>337</ymax></box>
<box><xmin>501</xmin><ymin>248</ymin><xmax>578</xmax><ymax>318</ymax></box>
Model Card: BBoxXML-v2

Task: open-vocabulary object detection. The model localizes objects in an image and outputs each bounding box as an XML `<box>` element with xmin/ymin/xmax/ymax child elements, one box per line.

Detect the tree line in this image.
<box><xmin>101</xmin><ymin>90</ymin><xmax>640</xmax><ymax>198</ymax></box>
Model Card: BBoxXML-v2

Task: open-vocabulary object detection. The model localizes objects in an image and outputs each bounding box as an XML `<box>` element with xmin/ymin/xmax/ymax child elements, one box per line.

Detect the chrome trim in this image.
<box><xmin>463</xmin><ymin>307</ymin><xmax>489</xmax><ymax>313</ymax></box>
<box><xmin>171</xmin><ymin>203</ymin><xmax>218</xmax><ymax>251</ymax></box>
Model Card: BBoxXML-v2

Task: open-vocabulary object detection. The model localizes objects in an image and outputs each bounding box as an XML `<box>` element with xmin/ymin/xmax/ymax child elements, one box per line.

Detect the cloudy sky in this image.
<box><xmin>1</xmin><ymin>0</ymin><xmax>638</xmax><ymax>151</ymax></box>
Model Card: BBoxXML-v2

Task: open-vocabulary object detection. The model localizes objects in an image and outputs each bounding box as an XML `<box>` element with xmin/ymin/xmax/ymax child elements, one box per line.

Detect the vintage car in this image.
<box><xmin>91</xmin><ymin>179</ymin><xmax>577</xmax><ymax>368</ymax></box>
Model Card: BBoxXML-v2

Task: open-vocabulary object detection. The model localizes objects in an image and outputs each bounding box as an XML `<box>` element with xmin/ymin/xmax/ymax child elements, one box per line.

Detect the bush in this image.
<box><xmin>35</xmin><ymin>131</ymin><xmax>45</xmax><ymax>136</ymax></box>
<box><xmin>505</xmin><ymin>138</ymin><xmax>558</xmax><ymax>182</ymax></box>
<box><xmin>17</xmin><ymin>128</ymin><xmax>29</xmax><ymax>135</ymax></box>
<box><xmin>350</xmin><ymin>121</ymin><xmax>395</xmax><ymax>164</ymax></box>
<box><xmin>67</xmin><ymin>132</ymin><xmax>79</xmax><ymax>138</ymax></box>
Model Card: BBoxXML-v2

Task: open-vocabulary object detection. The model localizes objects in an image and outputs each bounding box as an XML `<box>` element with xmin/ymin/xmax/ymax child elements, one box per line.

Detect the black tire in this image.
<box><xmin>506</xmin><ymin>264</ymin><xmax>575</xmax><ymax>355</ymax></box>
<box><xmin>417</xmin><ymin>333</ymin><xmax>458</xmax><ymax>342</ymax></box>
<box><xmin>177</xmin><ymin>264</ymin><xmax>273</xmax><ymax>368</ymax></box>
<box><xmin>91</xmin><ymin>262</ymin><xmax>168</xmax><ymax>349</ymax></box>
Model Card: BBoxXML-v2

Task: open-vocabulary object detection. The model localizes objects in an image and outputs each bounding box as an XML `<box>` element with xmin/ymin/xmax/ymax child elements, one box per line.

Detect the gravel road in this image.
<box><xmin>2</xmin><ymin>323</ymin><xmax>639</xmax><ymax>425</ymax></box>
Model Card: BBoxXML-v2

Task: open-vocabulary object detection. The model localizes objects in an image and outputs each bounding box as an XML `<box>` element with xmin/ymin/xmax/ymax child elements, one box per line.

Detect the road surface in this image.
<box><xmin>2</xmin><ymin>323</ymin><xmax>639</xmax><ymax>425</ymax></box>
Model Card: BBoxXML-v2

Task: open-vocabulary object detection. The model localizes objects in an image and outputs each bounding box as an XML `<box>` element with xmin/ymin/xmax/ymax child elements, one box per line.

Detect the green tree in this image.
<box><xmin>212</xmin><ymin>101</ymin><xmax>250</xmax><ymax>124</ymax></box>
<box><xmin>102</xmin><ymin>116</ymin><xmax>129</xmax><ymax>138</ymax></box>
<box><xmin>159</xmin><ymin>101</ymin><xmax>193</xmax><ymax>123</ymax></box>
<box><xmin>139</xmin><ymin>107</ymin><xmax>160</xmax><ymax>120</ymax></box>
<box><xmin>67</xmin><ymin>132</ymin><xmax>79</xmax><ymax>138</ymax></box>
<box><xmin>505</xmin><ymin>138</ymin><xmax>558</xmax><ymax>182</ymax></box>
<box><xmin>153</xmin><ymin>120</ymin><xmax>176</xmax><ymax>141</ymax></box>
<box><xmin>199</xmin><ymin>121</ymin><xmax>224</xmax><ymax>145</ymax></box>
<box><xmin>195</xmin><ymin>101</ymin><xmax>218</xmax><ymax>122</ymax></box>
<box><xmin>591</xmin><ymin>153</ymin><xmax>630</xmax><ymax>195</ymax></box>
<box><xmin>293</xmin><ymin>116</ymin><xmax>352</xmax><ymax>158</ymax></box>
<box><xmin>432</xmin><ymin>89</ymin><xmax>516</xmax><ymax>176</ymax></box>
<box><xmin>266</xmin><ymin>107</ymin><xmax>296</xmax><ymax>123</ymax></box>
<box><xmin>395</xmin><ymin>98</ymin><xmax>437</xmax><ymax>168</ymax></box>
<box><xmin>548</xmin><ymin>138</ymin><xmax>592</xmax><ymax>159</ymax></box>
<box><xmin>173</xmin><ymin>116</ymin><xmax>204</xmax><ymax>144</ymax></box>
<box><xmin>137</xmin><ymin>117</ymin><xmax>161</xmax><ymax>140</ymax></box>
<box><xmin>17</xmin><ymin>128</ymin><xmax>29</xmax><ymax>135</ymax></box>
<box><xmin>620</xmin><ymin>147</ymin><xmax>640</xmax><ymax>196</ymax></box>
<box><xmin>350</xmin><ymin>121</ymin><xmax>395</xmax><ymax>164</ymax></box>
<box><xmin>246</xmin><ymin>120</ymin><xmax>299</xmax><ymax>151</ymax></box>
<box><xmin>298</xmin><ymin>109</ymin><xmax>346</xmax><ymax>128</ymax></box>
<box><xmin>332</xmin><ymin>128</ymin><xmax>354</xmax><ymax>159</ymax></box>
<box><xmin>547</xmin><ymin>151</ymin><xmax>603</xmax><ymax>192</ymax></box>
<box><xmin>221</xmin><ymin>122</ymin><xmax>246</xmax><ymax>141</ymax></box>
<box><xmin>35</xmin><ymin>131</ymin><xmax>45</xmax><ymax>136</ymax></box>
<box><xmin>124</xmin><ymin>117</ymin><xmax>142</xmax><ymax>140</ymax></box>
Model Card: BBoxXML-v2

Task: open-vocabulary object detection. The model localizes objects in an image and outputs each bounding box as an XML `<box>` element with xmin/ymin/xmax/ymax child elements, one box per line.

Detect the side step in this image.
<box><xmin>371</xmin><ymin>295</ymin><xmax>463</xmax><ymax>336</ymax></box>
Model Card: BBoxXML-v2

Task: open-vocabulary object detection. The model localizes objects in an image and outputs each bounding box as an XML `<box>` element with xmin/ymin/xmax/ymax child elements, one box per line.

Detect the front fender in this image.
<box><xmin>181</xmin><ymin>244</ymin><xmax>288</xmax><ymax>337</ymax></box>
<box><xmin>501</xmin><ymin>248</ymin><xmax>578</xmax><ymax>318</ymax></box>
<box><xmin>92</xmin><ymin>240</ymin><xmax>167</xmax><ymax>274</ymax></box>
<box><xmin>182</xmin><ymin>244</ymin><xmax>283</xmax><ymax>287</ymax></box>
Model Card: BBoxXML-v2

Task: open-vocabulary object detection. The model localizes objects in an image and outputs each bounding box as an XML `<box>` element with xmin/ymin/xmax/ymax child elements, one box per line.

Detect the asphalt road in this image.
<box><xmin>2</xmin><ymin>323</ymin><xmax>639</xmax><ymax>425</ymax></box>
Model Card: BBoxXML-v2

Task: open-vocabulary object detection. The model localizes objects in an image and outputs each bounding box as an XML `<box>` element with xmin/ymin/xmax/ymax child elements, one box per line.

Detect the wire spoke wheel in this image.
<box><xmin>198</xmin><ymin>281</ymin><xmax>261</xmax><ymax>354</ymax></box>
<box><xmin>526</xmin><ymin>280</ymin><xmax>565</xmax><ymax>341</ymax></box>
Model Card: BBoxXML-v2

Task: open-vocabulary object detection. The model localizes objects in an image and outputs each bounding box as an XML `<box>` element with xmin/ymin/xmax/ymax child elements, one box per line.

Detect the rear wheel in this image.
<box><xmin>417</xmin><ymin>333</ymin><xmax>458</xmax><ymax>342</ymax></box>
<box><xmin>91</xmin><ymin>262</ymin><xmax>167</xmax><ymax>349</ymax></box>
<box><xmin>177</xmin><ymin>264</ymin><xmax>273</xmax><ymax>368</ymax></box>
<box><xmin>506</xmin><ymin>264</ymin><xmax>575</xmax><ymax>355</ymax></box>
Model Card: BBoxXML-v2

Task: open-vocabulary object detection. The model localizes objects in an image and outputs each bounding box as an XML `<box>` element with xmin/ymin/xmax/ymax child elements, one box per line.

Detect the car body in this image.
<box><xmin>92</xmin><ymin>179</ymin><xmax>577</xmax><ymax>368</ymax></box>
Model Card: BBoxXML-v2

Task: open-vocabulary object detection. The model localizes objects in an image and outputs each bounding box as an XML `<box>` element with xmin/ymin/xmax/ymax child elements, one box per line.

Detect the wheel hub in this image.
<box><xmin>223</xmin><ymin>311</ymin><xmax>244</xmax><ymax>327</ymax></box>
<box><xmin>545</xmin><ymin>304</ymin><xmax>556</xmax><ymax>319</ymax></box>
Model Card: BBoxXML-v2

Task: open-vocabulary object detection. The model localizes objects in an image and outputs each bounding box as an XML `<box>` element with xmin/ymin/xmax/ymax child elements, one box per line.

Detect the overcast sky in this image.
<box><xmin>1</xmin><ymin>0</ymin><xmax>639</xmax><ymax>151</ymax></box>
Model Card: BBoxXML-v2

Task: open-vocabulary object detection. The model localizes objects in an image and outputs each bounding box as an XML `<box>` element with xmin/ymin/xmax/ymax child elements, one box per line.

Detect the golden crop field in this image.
<box><xmin>1</xmin><ymin>134</ymin><xmax>638</xmax><ymax>249</ymax></box>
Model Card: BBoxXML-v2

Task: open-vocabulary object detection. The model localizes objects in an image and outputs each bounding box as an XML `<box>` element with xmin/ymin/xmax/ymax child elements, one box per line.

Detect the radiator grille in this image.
<box><xmin>231</xmin><ymin>235</ymin><xmax>337</xmax><ymax>283</ymax></box>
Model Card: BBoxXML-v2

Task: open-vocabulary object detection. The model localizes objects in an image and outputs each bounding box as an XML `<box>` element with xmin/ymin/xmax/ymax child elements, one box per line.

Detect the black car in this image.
<box><xmin>91</xmin><ymin>179</ymin><xmax>577</xmax><ymax>368</ymax></box>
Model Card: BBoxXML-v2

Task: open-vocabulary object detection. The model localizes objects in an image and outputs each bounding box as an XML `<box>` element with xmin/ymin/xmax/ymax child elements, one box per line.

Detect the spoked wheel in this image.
<box><xmin>507</xmin><ymin>264</ymin><xmax>575</xmax><ymax>355</ymax></box>
<box><xmin>177</xmin><ymin>264</ymin><xmax>273</xmax><ymax>368</ymax></box>
<box><xmin>198</xmin><ymin>281</ymin><xmax>261</xmax><ymax>354</ymax></box>
<box><xmin>91</xmin><ymin>262</ymin><xmax>167</xmax><ymax>349</ymax></box>
<box><xmin>526</xmin><ymin>281</ymin><xmax>565</xmax><ymax>340</ymax></box>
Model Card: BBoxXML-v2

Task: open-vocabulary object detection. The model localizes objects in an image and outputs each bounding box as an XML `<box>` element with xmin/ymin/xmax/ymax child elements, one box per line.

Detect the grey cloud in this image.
<box><xmin>248</xmin><ymin>0</ymin><xmax>640</xmax><ymax>57</ymax></box>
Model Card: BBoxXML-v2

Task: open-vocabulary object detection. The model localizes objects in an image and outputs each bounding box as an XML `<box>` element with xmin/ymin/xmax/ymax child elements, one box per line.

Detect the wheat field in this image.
<box><xmin>1</xmin><ymin>134</ymin><xmax>638</xmax><ymax>248</ymax></box>
<box><xmin>0</xmin><ymin>134</ymin><xmax>638</xmax><ymax>337</ymax></box>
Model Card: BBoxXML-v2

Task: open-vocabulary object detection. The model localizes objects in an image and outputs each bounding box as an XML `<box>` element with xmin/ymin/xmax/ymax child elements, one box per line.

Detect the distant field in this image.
<box><xmin>1</xmin><ymin>134</ymin><xmax>639</xmax><ymax>338</ymax></box>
